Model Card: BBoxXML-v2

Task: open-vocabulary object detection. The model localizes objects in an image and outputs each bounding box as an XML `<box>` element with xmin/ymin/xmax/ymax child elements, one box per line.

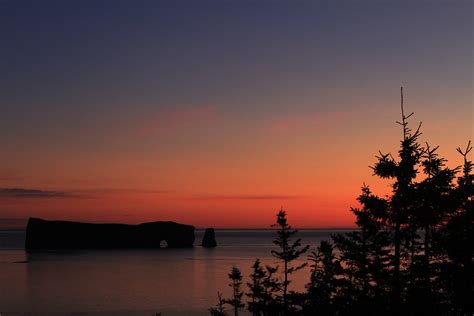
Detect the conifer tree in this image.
<box><xmin>209</xmin><ymin>292</ymin><xmax>228</xmax><ymax>316</ymax></box>
<box><xmin>209</xmin><ymin>94</ymin><xmax>471</xmax><ymax>315</ymax></box>
<box><xmin>247</xmin><ymin>259</ymin><xmax>266</xmax><ymax>316</ymax></box>
<box><xmin>407</xmin><ymin>143</ymin><xmax>456</xmax><ymax>312</ymax></box>
<box><xmin>225</xmin><ymin>266</ymin><xmax>245</xmax><ymax>316</ymax></box>
<box><xmin>371</xmin><ymin>87</ymin><xmax>423</xmax><ymax>308</ymax></box>
<box><xmin>332</xmin><ymin>185</ymin><xmax>392</xmax><ymax>314</ymax></box>
<box><xmin>271</xmin><ymin>208</ymin><xmax>309</xmax><ymax>313</ymax></box>
<box><xmin>417</xmin><ymin>143</ymin><xmax>456</xmax><ymax>263</ymax></box>
<box><xmin>305</xmin><ymin>240</ymin><xmax>342</xmax><ymax>315</ymax></box>
<box><xmin>247</xmin><ymin>259</ymin><xmax>281</xmax><ymax>316</ymax></box>
<box><xmin>262</xmin><ymin>265</ymin><xmax>281</xmax><ymax>314</ymax></box>
<box><xmin>442</xmin><ymin>141</ymin><xmax>473</xmax><ymax>314</ymax></box>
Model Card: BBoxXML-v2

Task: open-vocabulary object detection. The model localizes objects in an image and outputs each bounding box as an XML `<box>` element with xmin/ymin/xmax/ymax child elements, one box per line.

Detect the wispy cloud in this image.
<box><xmin>0</xmin><ymin>188</ymin><xmax>82</xmax><ymax>199</ymax></box>
<box><xmin>77</xmin><ymin>188</ymin><xmax>170</xmax><ymax>195</ymax></box>
<box><xmin>0</xmin><ymin>188</ymin><xmax>171</xmax><ymax>199</ymax></box>
<box><xmin>264</xmin><ymin>111</ymin><xmax>349</xmax><ymax>133</ymax></box>
<box><xmin>131</xmin><ymin>105</ymin><xmax>222</xmax><ymax>138</ymax></box>
<box><xmin>188</xmin><ymin>194</ymin><xmax>303</xmax><ymax>201</ymax></box>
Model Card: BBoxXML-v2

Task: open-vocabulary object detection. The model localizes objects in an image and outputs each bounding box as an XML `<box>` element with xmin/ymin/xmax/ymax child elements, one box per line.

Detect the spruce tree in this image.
<box><xmin>209</xmin><ymin>292</ymin><xmax>228</xmax><ymax>316</ymax></box>
<box><xmin>247</xmin><ymin>259</ymin><xmax>266</xmax><ymax>316</ymax></box>
<box><xmin>371</xmin><ymin>87</ymin><xmax>423</xmax><ymax>309</ymax></box>
<box><xmin>442</xmin><ymin>141</ymin><xmax>473</xmax><ymax>314</ymax></box>
<box><xmin>271</xmin><ymin>208</ymin><xmax>309</xmax><ymax>313</ymax></box>
<box><xmin>305</xmin><ymin>240</ymin><xmax>342</xmax><ymax>315</ymax></box>
<box><xmin>407</xmin><ymin>143</ymin><xmax>456</xmax><ymax>312</ymax></box>
<box><xmin>247</xmin><ymin>259</ymin><xmax>281</xmax><ymax>316</ymax></box>
<box><xmin>261</xmin><ymin>265</ymin><xmax>281</xmax><ymax>314</ymax></box>
<box><xmin>332</xmin><ymin>185</ymin><xmax>392</xmax><ymax>314</ymax></box>
<box><xmin>225</xmin><ymin>266</ymin><xmax>245</xmax><ymax>316</ymax></box>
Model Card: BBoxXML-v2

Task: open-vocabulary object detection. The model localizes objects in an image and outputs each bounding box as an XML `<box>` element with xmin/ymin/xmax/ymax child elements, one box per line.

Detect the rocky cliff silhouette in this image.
<box><xmin>201</xmin><ymin>228</ymin><xmax>217</xmax><ymax>248</ymax></box>
<box><xmin>25</xmin><ymin>218</ymin><xmax>195</xmax><ymax>250</ymax></box>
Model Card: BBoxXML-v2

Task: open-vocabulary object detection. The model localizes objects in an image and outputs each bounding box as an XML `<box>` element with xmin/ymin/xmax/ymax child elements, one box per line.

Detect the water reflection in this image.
<box><xmin>1</xmin><ymin>230</ymin><xmax>344</xmax><ymax>315</ymax></box>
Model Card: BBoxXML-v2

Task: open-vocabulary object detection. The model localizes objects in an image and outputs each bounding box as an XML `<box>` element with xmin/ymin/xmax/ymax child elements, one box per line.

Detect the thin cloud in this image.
<box><xmin>264</xmin><ymin>111</ymin><xmax>349</xmax><ymax>133</ymax></box>
<box><xmin>77</xmin><ymin>188</ymin><xmax>170</xmax><ymax>194</ymax></box>
<box><xmin>132</xmin><ymin>105</ymin><xmax>222</xmax><ymax>138</ymax></box>
<box><xmin>188</xmin><ymin>194</ymin><xmax>304</xmax><ymax>201</ymax></box>
<box><xmin>0</xmin><ymin>188</ymin><xmax>82</xmax><ymax>199</ymax></box>
<box><xmin>0</xmin><ymin>188</ymin><xmax>172</xmax><ymax>199</ymax></box>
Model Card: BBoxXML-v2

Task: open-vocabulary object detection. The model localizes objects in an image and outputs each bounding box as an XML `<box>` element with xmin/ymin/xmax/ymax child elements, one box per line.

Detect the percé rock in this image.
<box><xmin>25</xmin><ymin>218</ymin><xmax>195</xmax><ymax>250</ymax></box>
<box><xmin>201</xmin><ymin>228</ymin><xmax>217</xmax><ymax>248</ymax></box>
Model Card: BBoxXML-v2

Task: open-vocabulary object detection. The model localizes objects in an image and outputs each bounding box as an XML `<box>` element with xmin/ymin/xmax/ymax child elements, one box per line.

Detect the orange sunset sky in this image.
<box><xmin>0</xmin><ymin>1</ymin><xmax>472</xmax><ymax>228</ymax></box>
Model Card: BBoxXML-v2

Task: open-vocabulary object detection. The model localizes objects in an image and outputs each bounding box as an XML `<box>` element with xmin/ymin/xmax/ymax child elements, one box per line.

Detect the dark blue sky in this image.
<box><xmin>2</xmin><ymin>1</ymin><xmax>471</xmax><ymax>114</ymax></box>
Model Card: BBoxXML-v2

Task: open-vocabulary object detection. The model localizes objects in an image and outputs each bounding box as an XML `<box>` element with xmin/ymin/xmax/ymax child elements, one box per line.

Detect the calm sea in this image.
<box><xmin>0</xmin><ymin>229</ymin><xmax>350</xmax><ymax>315</ymax></box>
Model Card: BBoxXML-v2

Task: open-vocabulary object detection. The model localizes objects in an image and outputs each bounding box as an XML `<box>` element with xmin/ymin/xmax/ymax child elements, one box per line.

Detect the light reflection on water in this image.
<box><xmin>0</xmin><ymin>229</ymin><xmax>351</xmax><ymax>315</ymax></box>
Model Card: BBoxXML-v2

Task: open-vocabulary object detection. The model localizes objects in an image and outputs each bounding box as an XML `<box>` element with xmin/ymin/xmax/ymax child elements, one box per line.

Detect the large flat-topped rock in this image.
<box><xmin>25</xmin><ymin>218</ymin><xmax>195</xmax><ymax>250</ymax></box>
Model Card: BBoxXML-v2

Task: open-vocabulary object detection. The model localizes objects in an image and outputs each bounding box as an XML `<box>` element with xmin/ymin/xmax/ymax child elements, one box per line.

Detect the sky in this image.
<box><xmin>0</xmin><ymin>0</ymin><xmax>472</xmax><ymax>229</ymax></box>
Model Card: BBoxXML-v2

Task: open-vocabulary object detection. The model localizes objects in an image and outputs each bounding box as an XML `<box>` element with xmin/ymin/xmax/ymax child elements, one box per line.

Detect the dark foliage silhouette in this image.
<box><xmin>332</xmin><ymin>185</ymin><xmax>392</xmax><ymax>315</ymax></box>
<box><xmin>210</xmin><ymin>89</ymin><xmax>473</xmax><ymax>316</ymax></box>
<box><xmin>209</xmin><ymin>292</ymin><xmax>227</xmax><ymax>316</ymax></box>
<box><xmin>271</xmin><ymin>208</ymin><xmax>310</xmax><ymax>314</ymax></box>
<box><xmin>226</xmin><ymin>266</ymin><xmax>245</xmax><ymax>316</ymax></box>
<box><xmin>246</xmin><ymin>259</ymin><xmax>281</xmax><ymax>315</ymax></box>
<box><xmin>211</xmin><ymin>267</ymin><xmax>246</xmax><ymax>316</ymax></box>
<box><xmin>439</xmin><ymin>141</ymin><xmax>474</xmax><ymax>314</ymax></box>
<box><xmin>305</xmin><ymin>240</ymin><xmax>343</xmax><ymax>315</ymax></box>
<box><xmin>370</xmin><ymin>87</ymin><xmax>424</xmax><ymax>311</ymax></box>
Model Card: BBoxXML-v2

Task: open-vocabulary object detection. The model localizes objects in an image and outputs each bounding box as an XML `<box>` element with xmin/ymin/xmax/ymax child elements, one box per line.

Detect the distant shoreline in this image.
<box><xmin>0</xmin><ymin>227</ymin><xmax>357</xmax><ymax>232</ymax></box>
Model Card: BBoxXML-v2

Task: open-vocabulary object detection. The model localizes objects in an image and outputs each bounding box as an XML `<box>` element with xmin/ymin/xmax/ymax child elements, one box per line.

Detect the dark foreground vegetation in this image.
<box><xmin>210</xmin><ymin>90</ymin><xmax>473</xmax><ymax>316</ymax></box>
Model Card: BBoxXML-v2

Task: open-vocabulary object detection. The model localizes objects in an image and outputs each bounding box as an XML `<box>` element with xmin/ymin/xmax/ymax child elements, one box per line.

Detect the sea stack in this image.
<box><xmin>201</xmin><ymin>228</ymin><xmax>217</xmax><ymax>248</ymax></box>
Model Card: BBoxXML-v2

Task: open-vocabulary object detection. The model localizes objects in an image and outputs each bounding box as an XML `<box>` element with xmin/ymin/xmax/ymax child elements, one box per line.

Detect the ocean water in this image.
<box><xmin>0</xmin><ymin>229</ymin><xmax>350</xmax><ymax>315</ymax></box>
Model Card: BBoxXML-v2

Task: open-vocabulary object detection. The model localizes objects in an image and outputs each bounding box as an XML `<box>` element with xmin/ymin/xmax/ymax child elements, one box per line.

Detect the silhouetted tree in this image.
<box><xmin>418</xmin><ymin>143</ymin><xmax>456</xmax><ymax>264</ymax></box>
<box><xmin>332</xmin><ymin>185</ymin><xmax>392</xmax><ymax>314</ymax></box>
<box><xmin>271</xmin><ymin>208</ymin><xmax>309</xmax><ymax>314</ymax></box>
<box><xmin>406</xmin><ymin>143</ymin><xmax>457</xmax><ymax>313</ymax></box>
<box><xmin>371</xmin><ymin>87</ymin><xmax>423</xmax><ymax>309</ymax></box>
<box><xmin>441</xmin><ymin>141</ymin><xmax>474</xmax><ymax>314</ymax></box>
<box><xmin>225</xmin><ymin>266</ymin><xmax>245</xmax><ymax>316</ymax></box>
<box><xmin>247</xmin><ymin>259</ymin><xmax>267</xmax><ymax>315</ymax></box>
<box><xmin>305</xmin><ymin>240</ymin><xmax>342</xmax><ymax>315</ymax></box>
<box><xmin>247</xmin><ymin>259</ymin><xmax>281</xmax><ymax>315</ymax></box>
<box><xmin>210</xmin><ymin>89</ymin><xmax>472</xmax><ymax>316</ymax></box>
<box><xmin>209</xmin><ymin>292</ymin><xmax>227</xmax><ymax>316</ymax></box>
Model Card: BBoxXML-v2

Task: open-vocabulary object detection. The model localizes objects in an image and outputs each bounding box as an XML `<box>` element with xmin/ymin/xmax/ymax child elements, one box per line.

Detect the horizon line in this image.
<box><xmin>0</xmin><ymin>226</ymin><xmax>358</xmax><ymax>231</ymax></box>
